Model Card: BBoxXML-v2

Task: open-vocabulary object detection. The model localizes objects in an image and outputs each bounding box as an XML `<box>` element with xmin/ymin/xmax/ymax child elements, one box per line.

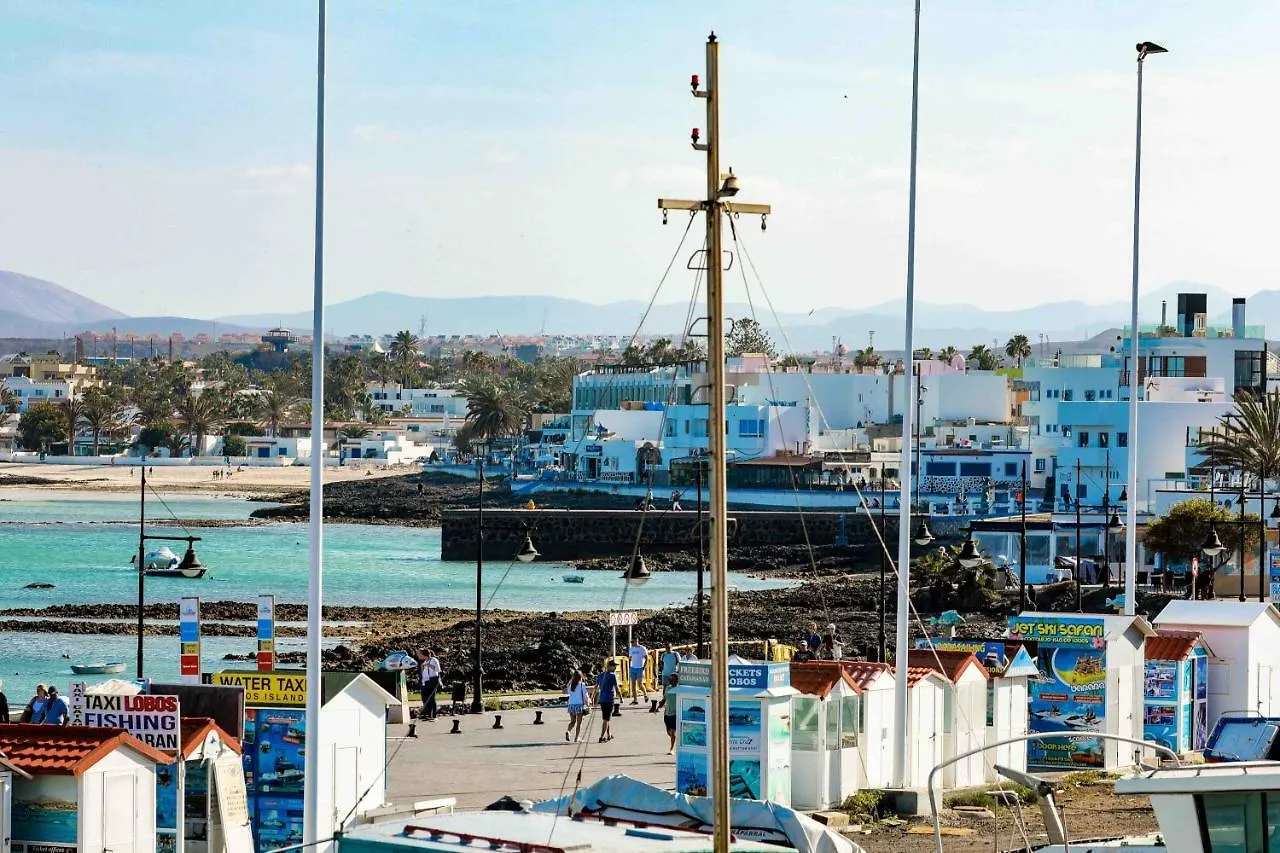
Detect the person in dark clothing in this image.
<box><xmin>791</xmin><ymin>641</ymin><xmax>816</xmax><ymax>663</ymax></box>
<box><xmin>0</xmin><ymin>680</ymin><xmax>9</xmax><ymax>723</ymax></box>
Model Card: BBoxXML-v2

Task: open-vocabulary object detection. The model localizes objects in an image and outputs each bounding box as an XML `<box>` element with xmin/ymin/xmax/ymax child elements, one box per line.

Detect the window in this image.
<box><xmin>943</xmin><ymin>688</ymin><xmax>954</xmax><ymax>734</ymax></box>
<box><xmin>1004</xmin><ymin>462</ymin><xmax>1018</xmax><ymax>477</ymax></box>
<box><xmin>838</xmin><ymin>695</ymin><xmax>860</xmax><ymax>748</ymax></box>
<box><xmin>1099</xmin><ymin>432</ymin><xmax>1109</xmax><ymax>448</ymax></box>
<box><xmin>1197</xmin><ymin>791</ymin><xmax>1263</xmax><ymax>852</ymax></box>
<box><xmin>1035</xmin><ymin>458</ymin><xmax>1046</xmax><ymax>473</ymax></box>
<box><xmin>1063</xmin><ymin>389</ymin><xmax>1074</xmax><ymax>401</ymax></box>
<box><xmin>792</xmin><ymin>697</ymin><xmax>820</xmax><ymax>750</ymax></box>
<box><xmin>926</xmin><ymin>461</ymin><xmax>957</xmax><ymax>476</ymax></box>
<box><xmin>1117</xmin><ymin>432</ymin><xmax>1128</xmax><ymax>448</ymax></box>
<box><xmin>1077</xmin><ymin>483</ymin><xmax>1087</xmax><ymax>499</ymax></box>
<box><xmin>1085</xmin><ymin>390</ymin><xmax>1096</xmax><ymax>401</ymax></box>
<box><xmin>738</xmin><ymin>419</ymin><xmax>764</xmax><ymax>438</ymax></box>
<box><xmin>1078</xmin><ymin>431</ymin><xmax>1090</xmax><ymax>448</ymax></box>
<box><xmin>959</xmin><ymin>462</ymin><xmax>991</xmax><ymax>477</ymax></box>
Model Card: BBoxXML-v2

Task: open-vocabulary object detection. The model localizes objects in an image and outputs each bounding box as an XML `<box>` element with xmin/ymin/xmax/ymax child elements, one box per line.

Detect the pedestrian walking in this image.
<box><xmin>670</xmin><ymin>490</ymin><xmax>682</xmax><ymax>511</ymax></box>
<box><xmin>20</xmin><ymin>684</ymin><xmax>47</xmax><ymax>723</ymax></box>
<box><xmin>662</xmin><ymin>673</ymin><xmax>679</xmax><ymax>754</ymax></box>
<box><xmin>40</xmin><ymin>686</ymin><xmax>69</xmax><ymax>725</ymax></box>
<box><xmin>818</xmin><ymin>624</ymin><xmax>844</xmax><ymax>661</ymax></box>
<box><xmin>594</xmin><ymin>660</ymin><xmax>620</xmax><ymax>742</ymax></box>
<box><xmin>415</xmin><ymin>649</ymin><xmax>442</xmax><ymax>721</ymax></box>
<box><xmin>565</xmin><ymin>670</ymin><xmax>588</xmax><ymax>743</ymax></box>
<box><xmin>627</xmin><ymin>640</ymin><xmax>650</xmax><ymax>705</ymax></box>
<box><xmin>659</xmin><ymin>644</ymin><xmax>679</xmax><ymax>703</ymax></box>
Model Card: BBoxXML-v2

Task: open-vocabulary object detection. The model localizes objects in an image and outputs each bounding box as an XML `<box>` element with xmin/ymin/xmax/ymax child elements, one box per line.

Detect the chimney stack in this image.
<box><xmin>1233</xmin><ymin>298</ymin><xmax>1247</xmax><ymax>339</ymax></box>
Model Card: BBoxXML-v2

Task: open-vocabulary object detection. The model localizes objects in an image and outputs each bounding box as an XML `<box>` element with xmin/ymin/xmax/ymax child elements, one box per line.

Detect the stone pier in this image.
<box><xmin>439</xmin><ymin>508</ymin><xmax>966</xmax><ymax>561</ymax></box>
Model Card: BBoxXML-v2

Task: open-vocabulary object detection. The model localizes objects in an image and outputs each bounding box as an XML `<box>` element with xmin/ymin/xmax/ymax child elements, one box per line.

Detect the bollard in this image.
<box><xmin>649</xmin><ymin>699</ymin><xmax>660</xmax><ymax>714</ymax></box>
<box><xmin>533</xmin><ymin>710</ymin><xmax>544</xmax><ymax>725</ymax></box>
<box><xmin>614</xmin><ymin>702</ymin><xmax>622</xmax><ymax>717</ymax></box>
<box><xmin>450</xmin><ymin>719</ymin><xmax>462</xmax><ymax>735</ymax></box>
<box><xmin>407</xmin><ymin>723</ymin><xmax>418</xmax><ymax>739</ymax></box>
<box><xmin>492</xmin><ymin>715</ymin><xmax>504</xmax><ymax>730</ymax></box>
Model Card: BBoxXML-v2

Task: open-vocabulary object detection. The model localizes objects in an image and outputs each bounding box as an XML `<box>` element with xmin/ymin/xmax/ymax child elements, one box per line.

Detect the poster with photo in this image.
<box><xmin>1195</xmin><ymin>657</ymin><xmax>1208</xmax><ymax>700</ymax></box>
<box><xmin>680</xmin><ymin>699</ymin><xmax>706</xmax><ymax>724</ymax></box>
<box><xmin>727</xmin><ymin>758</ymin><xmax>762</xmax><ymax>800</ymax></box>
<box><xmin>1011</xmin><ymin>616</ymin><xmax>1107</xmax><ymax>769</ymax></box>
<box><xmin>12</xmin><ymin>778</ymin><xmax>78</xmax><ymax>846</ymax></box>
<box><xmin>156</xmin><ymin>760</ymin><xmax>180</xmax><ymax>853</ymax></box>
<box><xmin>676</xmin><ymin>751</ymin><xmax>708</xmax><ymax>797</ymax></box>
<box><xmin>245</xmin><ymin>707</ymin><xmax>307</xmax><ymax>853</ymax></box>
<box><xmin>1144</xmin><ymin>661</ymin><xmax>1177</xmax><ymax>700</ymax></box>
<box><xmin>727</xmin><ymin>702</ymin><xmax>763</xmax><ymax>755</ymax></box>
<box><xmin>1143</xmin><ymin>704</ymin><xmax>1177</xmax><ymax>751</ymax></box>
<box><xmin>680</xmin><ymin>722</ymin><xmax>707</xmax><ymax>748</ymax></box>
<box><xmin>254</xmin><ymin>796</ymin><xmax>304</xmax><ymax>853</ymax></box>
<box><xmin>185</xmin><ymin>762</ymin><xmax>209</xmax><ymax>845</ymax></box>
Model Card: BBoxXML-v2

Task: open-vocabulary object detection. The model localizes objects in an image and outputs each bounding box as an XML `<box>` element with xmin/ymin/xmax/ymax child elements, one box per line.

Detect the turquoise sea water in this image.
<box><xmin>0</xmin><ymin>492</ymin><xmax>788</xmax><ymax>695</ymax></box>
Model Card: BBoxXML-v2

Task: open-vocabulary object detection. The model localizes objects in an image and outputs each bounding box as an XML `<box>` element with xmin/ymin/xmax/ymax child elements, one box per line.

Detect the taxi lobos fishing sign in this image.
<box><xmin>69</xmin><ymin>686</ymin><xmax>181</xmax><ymax>752</ymax></box>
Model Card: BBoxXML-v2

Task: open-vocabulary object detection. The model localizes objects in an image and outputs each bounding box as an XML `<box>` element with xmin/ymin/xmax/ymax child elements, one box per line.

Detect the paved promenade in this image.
<box><xmin>385</xmin><ymin>701</ymin><xmax>675</xmax><ymax>809</ymax></box>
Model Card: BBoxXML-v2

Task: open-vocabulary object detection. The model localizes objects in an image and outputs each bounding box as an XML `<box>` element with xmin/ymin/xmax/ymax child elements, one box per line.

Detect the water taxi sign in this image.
<box><xmin>212</xmin><ymin>671</ymin><xmax>306</xmax><ymax>708</ymax></box>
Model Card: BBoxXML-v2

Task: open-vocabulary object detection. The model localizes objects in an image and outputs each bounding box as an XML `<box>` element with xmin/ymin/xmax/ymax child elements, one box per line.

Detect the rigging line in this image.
<box><xmin>566</xmin><ymin>210</ymin><xmax>699</xmax><ymax>461</ymax></box>
<box><xmin>143</xmin><ymin>480</ymin><xmax>194</xmax><ymax>539</ymax></box>
<box><xmin>548</xmin><ymin>684</ymin><xmax>604</xmax><ymax>841</ymax></box>
<box><xmin>339</xmin><ymin>730</ymin><xmax>411</xmax><ymax>828</ymax></box>
<box><xmin>725</xmin><ymin>215</ymin><xmax>834</xmax><ymax>628</ymax></box>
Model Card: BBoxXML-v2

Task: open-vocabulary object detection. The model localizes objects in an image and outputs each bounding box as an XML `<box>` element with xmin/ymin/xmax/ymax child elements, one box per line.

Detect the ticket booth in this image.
<box><xmin>1143</xmin><ymin>630</ymin><xmax>1212</xmax><ymax>756</ymax></box>
<box><xmin>1153</xmin><ymin>601</ymin><xmax>1280</xmax><ymax>729</ymax></box>
<box><xmin>176</xmin><ymin>718</ymin><xmax>248</xmax><ymax>853</ymax></box>
<box><xmin>0</xmin><ymin>724</ymin><xmax>173</xmax><ymax>853</ymax></box>
<box><xmin>673</xmin><ymin>658</ymin><xmax>797</xmax><ymax>806</ymax></box>
<box><xmin>898</xmin><ymin>667</ymin><xmax>948</xmax><ymax>789</ymax></box>
<box><xmin>1009</xmin><ymin>612</ymin><xmax>1154</xmax><ymax>771</ymax></box>
<box><xmin>209</xmin><ymin>671</ymin><xmax>399</xmax><ymax>853</ymax></box>
<box><xmin>789</xmin><ymin>662</ymin><xmax>895</xmax><ymax>810</ymax></box>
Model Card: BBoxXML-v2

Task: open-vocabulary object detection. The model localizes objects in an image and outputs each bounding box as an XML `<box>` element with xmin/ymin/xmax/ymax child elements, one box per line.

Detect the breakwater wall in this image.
<box><xmin>440</xmin><ymin>508</ymin><xmax>969</xmax><ymax>561</ymax></box>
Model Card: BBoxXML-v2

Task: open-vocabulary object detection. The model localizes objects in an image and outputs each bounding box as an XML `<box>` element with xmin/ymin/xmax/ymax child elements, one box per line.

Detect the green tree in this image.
<box><xmin>339</xmin><ymin>424</ymin><xmax>372</xmax><ymax>439</ymax></box>
<box><xmin>1199</xmin><ymin>391</ymin><xmax>1280</xmax><ymax>492</ymax></box>
<box><xmin>221</xmin><ymin>434</ymin><xmax>248</xmax><ymax>457</ymax></box>
<box><xmin>18</xmin><ymin>401</ymin><xmax>68</xmax><ymax>452</ymax></box>
<box><xmin>0</xmin><ymin>386</ymin><xmax>19</xmax><ymax>414</ymax></box>
<box><xmin>725</xmin><ymin>318</ymin><xmax>776</xmax><ymax>358</ymax></box>
<box><xmin>936</xmin><ymin>346</ymin><xmax>960</xmax><ymax>364</ymax></box>
<box><xmin>80</xmin><ymin>388</ymin><xmax>128</xmax><ymax>456</ymax></box>
<box><xmin>913</xmin><ymin>347</ymin><xmax>933</xmax><ymax>361</ymax></box>
<box><xmin>853</xmin><ymin>346</ymin><xmax>883</xmax><ymax>369</ymax></box>
<box><xmin>59</xmin><ymin>397</ymin><xmax>85</xmax><ymax>451</ymax></box>
<box><xmin>1004</xmin><ymin>334</ymin><xmax>1032</xmax><ymax>367</ymax></box>
<box><xmin>390</xmin><ymin>330</ymin><xmax>420</xmax><ymax>385</ymax></box>
<box><xmin>1143</xmin><ymin>498</ymin><xmax>1259</xmax><ymax>563</ymax></box>
<box><xmin>967</xmin><ymin>344</ymin><xmax>1001</xmax><ymax>371</ymax></box>
<box><xmin>178</xmin><ymin>391</ymin><xmax>228</xmax><ymax>456</ymax></box>
<box><xmin>461</xmin><ymin>378</ymin><xmax>529</xmax><ymax>447</ymax></box>
<box><xmin>137</xmin><ymin>423</ymin><xmax>178</xmax><ymax>455</ymax></box>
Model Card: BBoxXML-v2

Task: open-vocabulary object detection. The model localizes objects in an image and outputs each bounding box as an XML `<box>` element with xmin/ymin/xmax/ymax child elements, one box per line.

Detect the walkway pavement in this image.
<box><xmin>385</xmin><ymin>700</ymin><xmax>675</xmax><ymax>810</ymax></box>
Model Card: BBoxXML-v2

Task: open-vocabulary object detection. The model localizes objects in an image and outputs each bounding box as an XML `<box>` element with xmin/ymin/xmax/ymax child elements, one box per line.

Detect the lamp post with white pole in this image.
<box><xmin>1124</xmin><ymin>40</ymin><xmax>1167</xmax><ymax>616</ymax></box>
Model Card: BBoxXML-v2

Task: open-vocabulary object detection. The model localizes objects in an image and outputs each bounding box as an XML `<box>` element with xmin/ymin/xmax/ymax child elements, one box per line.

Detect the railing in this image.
<box><xmin>605</xmin><ymin>639</ymin><xmax>795</xmax><ymax>695</ymax></box>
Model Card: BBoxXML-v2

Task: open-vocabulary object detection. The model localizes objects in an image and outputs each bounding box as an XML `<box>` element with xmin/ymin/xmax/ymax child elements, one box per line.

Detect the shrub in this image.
<box><xmin>841</xmin><ymin>789</ymin><xmax>891</xmax><ymax>822</ymax></box>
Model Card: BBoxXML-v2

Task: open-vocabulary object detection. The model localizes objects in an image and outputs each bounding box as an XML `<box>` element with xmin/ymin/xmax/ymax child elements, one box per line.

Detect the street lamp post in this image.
<box><xmin>1019</xmin><ymin>459</ymin><xmax>1028</xmax><ymax>611</ymax></box>
<box><xmin>472</xmin><ymin>454</ymin><xmax>484</xmax><ymax>714</ymax></box>
<box><xmin>1125</xmin><ymin>40</ymin><xmax>1168</xmax><ymax>617</ymax></box>
<box><xmin>879</xmin><ymin>474</ymin><xmax>887</xmax><ymax>663</ymax></box>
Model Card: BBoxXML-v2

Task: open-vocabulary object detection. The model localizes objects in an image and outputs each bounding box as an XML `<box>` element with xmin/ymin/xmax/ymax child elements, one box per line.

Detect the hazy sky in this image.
<box><xmin>1</xmin><ymin>1</ymin><xmax>1278</xmax><ymax>319</ymax></box>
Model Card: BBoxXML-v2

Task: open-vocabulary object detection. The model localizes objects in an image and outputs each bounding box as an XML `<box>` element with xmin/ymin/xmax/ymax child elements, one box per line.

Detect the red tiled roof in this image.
<box><xmin>790</xmin><ymin>662</ymin><xmax>855</xmax><ymax>698</ymax></box>
<box><xmin>1146</xmin><ymin>629</ymin><xmax>1202</xmax><ymax>662</ymax></box>
<box><xmin>180</xmin><ymin>717</ymin><xmax>242</xmax><ymax>758</ymax></box>
<box><xmin>841</xmin><ymin>661</ymin><xmax>892</xmax><ymax>691</ymax></box>
<box><xmin>905</xmin><ymin>650</ymin><xmax>989</xmax><ymax>683</ymax></box>
<box><xmin>0</xmin><ymin>725</ymin><xmax>174</xmax><ymax>776</ymax></box>
<box><xmin>902</xmin><ymin>666</ymin><xmax>943</xmax><ymax>687</ymax></box>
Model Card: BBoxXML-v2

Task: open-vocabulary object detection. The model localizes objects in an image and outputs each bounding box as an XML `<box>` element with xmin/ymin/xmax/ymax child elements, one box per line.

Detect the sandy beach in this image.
<box><xmin>0</xmin><ymin>459</ymin><xmax>415</xmax><ymax>496</ymax></box>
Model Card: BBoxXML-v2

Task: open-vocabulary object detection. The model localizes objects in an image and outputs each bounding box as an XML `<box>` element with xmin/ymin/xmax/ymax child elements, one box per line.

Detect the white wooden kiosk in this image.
<box><xmin>0</xmin><ymin>751</ymin><xmax>32</xmax><ymax>853</ymax></box>
<box><xmin>897</xmin><ymin>665</ymin><xmax>949</xmax><ymax>790</ymax></box>
<box><xmin>1153</xmin><ymin>601</ymin><xmax>1280</xmax><ymax>726</ymax></box>
<box><xmin>0</xmin><ymin>723</ymin><xmax>173</xmax><ymax>853</ymax></box>
<box><xmin>905</xmin><ymin>650</ymin><xmax>988</xmax><ymax>789</ymax></box>
<box><xmin>1010</xmin><ymin>612</ymin><xmax>1154</xmax><ymax>772</ymax></box>
<box><xmin>178</xmin><ymin>718</ymin><xmax>247</xmax><ymax>853</ymax></box>
<box><xmin>986</xmin><ymin>645</ymin><xmax>1038</xmax><ymax>781</ymax></box>
<box><xmin>788</xmin><ymin>661</ymin><xmax>896</xmax><ymax>809</ymax></box>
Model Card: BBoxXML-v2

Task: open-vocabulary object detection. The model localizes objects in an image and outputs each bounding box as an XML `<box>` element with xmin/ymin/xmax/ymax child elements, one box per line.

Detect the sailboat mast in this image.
<box><xmin>658</xmin><ymin>34</ymin><xmax>769</xmax><ymax>853</ymax></box>
<box><xmin>701</xmin><ymin>33</ymin><xmax>732</xmax><ymax>853</ymax></box>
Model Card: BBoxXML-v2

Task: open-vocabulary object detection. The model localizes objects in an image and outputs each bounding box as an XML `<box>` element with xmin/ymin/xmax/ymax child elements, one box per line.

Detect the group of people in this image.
<box><xmin>0</xmin><ymin>682</ymin><xmax>70</xmax><ymax>725</ymax></box>
<box><xmin>790</xmin><ymin>622</ymin><xmax>846</xmax><ymax>662</ymax></box>
<box><xmin>564</xmin><ymin>640</ymin><xmax>689</xmax><ymax>753</ymax></box>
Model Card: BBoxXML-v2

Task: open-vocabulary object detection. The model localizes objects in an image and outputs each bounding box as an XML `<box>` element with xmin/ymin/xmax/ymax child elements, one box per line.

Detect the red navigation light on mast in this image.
<box><xmin>691</xmin><ymin>74</ymin><xmax>700</xmax><ymax>92</ymax></box>
<box><xmin>691</xmin><ymin>127</ymin><xmax>700</xmax><ymax>145</ymax></box>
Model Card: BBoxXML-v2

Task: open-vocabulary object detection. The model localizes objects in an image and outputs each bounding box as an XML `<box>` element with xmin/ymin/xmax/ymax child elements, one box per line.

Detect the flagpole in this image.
<box><xmin>303</xmin><ymin>0</ymin><xmax>326</xmax><ymax>848</ymax></box>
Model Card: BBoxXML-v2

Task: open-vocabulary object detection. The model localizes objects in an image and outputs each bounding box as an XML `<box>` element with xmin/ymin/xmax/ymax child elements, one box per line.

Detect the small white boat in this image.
<box><xmin>130</xmin><ymin>546</ymin><xmax>207</xmax><ymax>579</ymax></box>
<box><xmin>562</xmin><ymin>574</ymin><xmax>585</xmax><ymax>584</ymax></box>
<box><xmin>142</xmin><ymin>547</ymin><xmax>181</xmax><ymax>572</ymax></box>
<box><xmin>70</xmin><ymin>662</ymin><xmax>127</xmax><ymax>675</ymax></box>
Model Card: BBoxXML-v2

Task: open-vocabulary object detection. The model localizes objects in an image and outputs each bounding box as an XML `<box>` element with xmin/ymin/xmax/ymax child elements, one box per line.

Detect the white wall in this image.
<box><xmin>81</xmin><ymin>749</ymin><xmax>157</xmax><ymax>853</ymax></box>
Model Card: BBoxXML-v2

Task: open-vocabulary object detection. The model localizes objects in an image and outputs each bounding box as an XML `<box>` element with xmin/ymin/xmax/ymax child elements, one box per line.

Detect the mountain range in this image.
<box><xmin>1</xmin><ymin>268</ymin><xmax>1275</xmax><ymax>352</ymax></box>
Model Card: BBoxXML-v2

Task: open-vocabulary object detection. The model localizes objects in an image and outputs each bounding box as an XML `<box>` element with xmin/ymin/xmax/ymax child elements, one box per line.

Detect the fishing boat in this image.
<box><xmin>69</xmin><ymin>662</ymin><xmax>127</xmax><ymax>675</ymax></box>
<box><xmin>562</xmin><ymin>574</ymin><xmax>585</xmax><ymax>584</ymax></box>
<box><xmin>132</xmin><ymin>464</ymin><xmax>208</xmax><ymax>579</ymax></box>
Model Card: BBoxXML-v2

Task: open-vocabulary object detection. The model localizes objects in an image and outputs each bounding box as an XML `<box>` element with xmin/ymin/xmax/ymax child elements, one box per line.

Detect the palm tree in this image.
<box><xmin>0</xmin><ymin>386</ymin><xmax>19</xmax><ymax>414</ymax></box>
<box><xmin>59</xmin><ymin>396</ymin><xmax>85</xmax><ymax>452</ymax></box>
<box><xmin>936</xmin><ymin>346</ymin><xmax>960</xmax><ymax>364</ymax></box>
<box><xmin>1200</xmin><ymin>391</ymin><xmax>1280</xmax><ymax>494</ymax></box>
<box><xmin>1004</xmin><ymin>334</ymin><xmax>1032</xmax><ymax>367</ymax></box>
<box><xmin>80</xmin><ymin>388</ymin><xmax>128</xmax><ymax>456</ymax></box>
<box><xmin>462</xmin><ymin>378</ymin><xmax>529</xmax><ymax>448</ymax></box>
<box><xmin>178</xmin><ymin>391</ymin><xmax>228</xmax><ymax>456</ymax></box>
<box><xmin>853</xmin><ymin>346</ymin><xmax>883</xmax><ymax>369</ymax></box>
<box><xmin>257</xmin><ymin>388</ymin><xmax>297</xmax><ymax>437</ymax></box>
<box><xmin>339</xmin><ymin>424</ymin><xmax>372</xmax><ymax>440</ymax></box>
<box><xmin>390</xmin><ymin>330</ymin><xmax>420</xmax><ymax>385</ymax></box>
<box><xmin>913</xmin><ymin>347</ymin><xmax>933</xmax><ymax>361</ymax></box>
<box><xmin>968</xmin><ymin>345</ymin><xmax>1000</xmax><ymax>371</ymax></box>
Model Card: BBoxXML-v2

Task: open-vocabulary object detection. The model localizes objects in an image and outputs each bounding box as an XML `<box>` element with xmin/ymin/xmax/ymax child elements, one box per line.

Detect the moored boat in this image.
<box><xmin>70</xmin><ymin>662</ymin><xmax>127</xmax><ymax>675</ymax></box>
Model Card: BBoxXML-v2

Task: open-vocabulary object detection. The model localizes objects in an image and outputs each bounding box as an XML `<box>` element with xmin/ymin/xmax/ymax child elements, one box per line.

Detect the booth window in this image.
<box><xmin>943</xmin><ymin>688</ymin><xmax>954</xmax><ymax>734</ymax></box>
<box><xmin>837</xmin><ymin>695</ymin><xmax>860</xmax><ymax>749</ymax></box>
<box><xmin>793</xmin><ymin>696</ymin><xmax>820</xmax><ymax>751</ymax></box>
<box><xmin>825</xmin><ymin>699</ymin><xmax>841</xmax><ymax>750</ymax></box>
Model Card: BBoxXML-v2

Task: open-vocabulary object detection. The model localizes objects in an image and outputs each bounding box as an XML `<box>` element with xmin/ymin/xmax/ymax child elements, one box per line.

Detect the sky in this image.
<box><xmin>1</xmin><ymin>1</ymin><xmax>1279</xmax><ymax>320</ymax></box>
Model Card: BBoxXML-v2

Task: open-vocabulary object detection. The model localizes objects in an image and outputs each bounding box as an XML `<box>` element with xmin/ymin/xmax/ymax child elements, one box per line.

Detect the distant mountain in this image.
<box><xmin>76</xmin><ymin>317</ymin><xmax>260</xmax><ymax>338</ymax></box>
<box><xmin>0</xmin><ymin>270</ymin><xmax>125</xmax><ymax>325</ymax></box>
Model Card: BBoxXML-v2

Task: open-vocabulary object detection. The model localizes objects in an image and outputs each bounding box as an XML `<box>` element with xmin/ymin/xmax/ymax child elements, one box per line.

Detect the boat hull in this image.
<box><xmin>70</xmin><ymin>663</ymin><xmax>127</xmax><ymax>675</ymax></box>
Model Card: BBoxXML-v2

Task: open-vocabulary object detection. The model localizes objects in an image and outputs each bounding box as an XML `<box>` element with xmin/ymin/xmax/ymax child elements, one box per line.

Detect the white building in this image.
<box><xmin>1</xmin><ymin>375</ymin><xmax>74</xmax><ymax>411</ymax></box>
<box><xmin>368</xmin><ymin>385</ymin><xmax>469</xmax><ymax>418</ymax></box>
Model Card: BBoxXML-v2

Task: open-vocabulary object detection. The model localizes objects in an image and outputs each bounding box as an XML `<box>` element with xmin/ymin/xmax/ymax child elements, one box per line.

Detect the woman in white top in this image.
<box><xmin>565</xmin><ymin>669</ymin><xmax>589</xmax><ymax>742</ymax></box>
